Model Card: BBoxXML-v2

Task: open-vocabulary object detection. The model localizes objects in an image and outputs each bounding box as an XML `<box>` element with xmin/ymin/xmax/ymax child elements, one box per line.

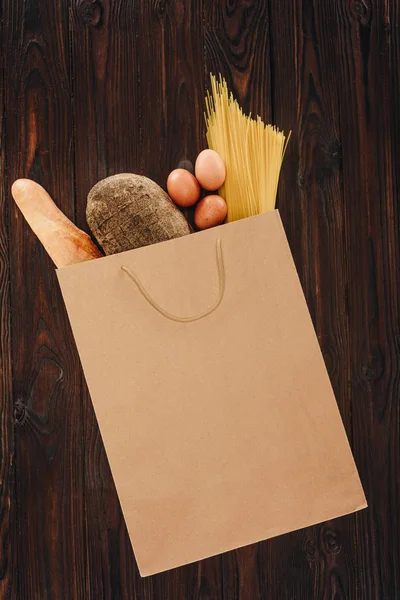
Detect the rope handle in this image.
<box><xmin>121</xmin><ymin>239</ymin><xmax>225</xmax><ymax>323</ymax></box>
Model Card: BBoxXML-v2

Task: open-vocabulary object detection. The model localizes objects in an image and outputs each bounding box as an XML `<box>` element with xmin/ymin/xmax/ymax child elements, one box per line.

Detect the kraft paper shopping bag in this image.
<box><xmin>57</xmin><ymin>210</ymin><xmax>366</xmax><ymax>577</ymax></box>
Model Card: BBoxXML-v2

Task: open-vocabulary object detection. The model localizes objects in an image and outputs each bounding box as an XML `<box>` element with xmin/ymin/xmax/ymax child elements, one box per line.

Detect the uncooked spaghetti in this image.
<box><xmin>205</xmin><ymin>75</ymin><xmax>290</xmax><ymax>222</ymax></box>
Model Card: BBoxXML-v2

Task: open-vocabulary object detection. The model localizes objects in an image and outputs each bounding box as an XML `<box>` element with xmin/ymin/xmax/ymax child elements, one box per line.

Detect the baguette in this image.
<box><xmin>12</xmin><ymin>179</ymin><xmax>103</xmax><ymax>268</ymax></box>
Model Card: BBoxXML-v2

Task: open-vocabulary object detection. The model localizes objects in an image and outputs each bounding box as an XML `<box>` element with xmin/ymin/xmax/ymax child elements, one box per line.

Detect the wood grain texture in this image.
<box><xmin>70</xmin><ymin>1</ymin><xmax>221</xmax><ymax>598</ymax></box>
<box><xmin>204</xmin><ymin>0</ymin><xmax>272</xmax><ymax>123</ymax></box>
<box><xmin>333</xmin><ymin>1</ymin><xmax>400</xmax><ymax>598</ymax></box>
<box><xmin>70</xmin><ymin>3</ymin><xmax>141</xmax><ymax>597</ymax></box>
<box><xmin>0</xmin><ymin>0</ymin><xmax>399</xmax><ymax>598</ymax></box>
<box><xmin>3</xmin><ymin>1</ymin><xmax>87</xmax><ymax>597</ymax></box>
<box><xmin>0</xmin><ymin>3</ymin><xmax>14</xmax><ymax>597</ymax></box>
<box><xmin>135</xmin><ymin>2</ymin><xmax>223</xmax><ymax>597</ymax></box>
<box><xmin>136</xmin><ymin>0</ymin><xmax>207</xmax><ymax>229</ymax></box>
<box><xmin>267</xmin><ymin>2</ymin><xmax>358</xmax><ymax>599</ymax></box>
<box><xmin>204</xmin><ymin>2</ymin><xmax>272</xmax><ymax>598</ymax></box>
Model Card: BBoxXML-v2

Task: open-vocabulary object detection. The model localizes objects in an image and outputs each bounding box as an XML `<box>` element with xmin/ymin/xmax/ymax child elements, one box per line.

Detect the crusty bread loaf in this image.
<box><xmin>86</xmin><ymin>174</ymin><xmax>191</xmax><ymax>255</ymax></box>
<box><xmin>12</xmin><ymin>179</ymin><xmax>103</xmax><ymax>268</ymax></box>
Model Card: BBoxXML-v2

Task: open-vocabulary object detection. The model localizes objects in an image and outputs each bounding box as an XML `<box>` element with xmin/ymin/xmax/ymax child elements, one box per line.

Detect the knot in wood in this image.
<box><xmin>326</xmin><ymin>138</ymin><xmax>342</xmax><ymax>169</ymax></box>
<box><xmin>14</xmin><ymin>400</ymin><xmax>27</xmax><ymax>426</ymax></box>
<box><xmin>362</xmin><ymin>346</ymin><xmax>385</xmax><ymax>382</ymax></box>
<box><xmin>77</xmin><ymin>0</ymin><xmax>102</xmax><ymax>27</ymax></box>
<box><xmin>322</xmin><ymin>528</ymin><xmax>341</xmax><ymax>555</ymax></box>
<box><xmin>305</xmin><ymin>540</ymin><xmax>317</xmax><ymax>562</ymax></box>
<box><xmin>156</xmin><ymin>0</ymin><xmax>167</xmax><ymax>16</ymax></box>
<box><xmin>351</xmin><ymin>0</ymin><xmax>371</xmax><ymax>24</ymax></box>
<box><xmin>297</xmin><ymin>172</ymin><xmax>305</xmax><ymax>189</ymax></box>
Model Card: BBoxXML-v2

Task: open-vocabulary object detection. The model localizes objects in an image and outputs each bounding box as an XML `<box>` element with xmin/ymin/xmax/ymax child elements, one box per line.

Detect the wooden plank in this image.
<box><xmin>137</xmin><ymin>0</ymin><xmax>207</xmax><ymax>214</ymax></box>
<box><xmin>203</xmin><ymin>2</ymin><xmax>273</xmax><ymax>599</ymax></box>
<box><xmin>69</xmin><ymin>2</ymin><xmax>141</xmax><ymax>597</ymax></box>
<box><xmin>333</xmin><ymin>1</ymin><xmax>400</xmax><ymax>598</ymax></box>
<box><xmin>70</xmin><ymin>0</ymin><xmax>142</xmax><ymax>227</ymax></box>
<box><xmin>69</xmin><ymin>2</ymin><xmax>150</xmax><ymax>598</ymax></box>
<box><xmin>269</xmin><ymin>1</ymin><xmax>400</xmax><ymax>599</ymax></box>
<box><xmin>204</xmin><ymin>0</ymin><xmax>272</xmax><ymax>121</ymax></box>
<box><xmin>135</xmin><ymin>3</ymin><xmax>218</xmax><ymax>595</ymax></box>
<box><xmin>0</xmin><ymin>2</ymin><xmax>15</xmax><ymax>596</ymax></box>
<box><xmin>71</xmin><ymin>0</ymin><xmax>222</xmax><ymax>595</ymax></box>
<box><xmin>3</xmin><ymin>1</ymin><xmax>87</xmax><ymax>597</ymax></box>
<box><xmin>386</xmin><ymin>3</ymin><xmax>400</xmax><ymax>595</ymax></box>
<box><xmin>71</xmin><ymin>0</ymin><xmax>220</xmax><ymax>596</ymax></box>
<box><xmin>266</xmin><ymin>1</ymin><xmax>359</xmax><ymax>599</ymax></box>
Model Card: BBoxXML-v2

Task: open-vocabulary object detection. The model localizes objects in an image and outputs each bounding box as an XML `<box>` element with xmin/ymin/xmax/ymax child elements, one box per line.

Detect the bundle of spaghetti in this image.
<box><xmin>205</xmin><ymin>75</ymin><xmax>289</xmax><ymax>222</ymax></box>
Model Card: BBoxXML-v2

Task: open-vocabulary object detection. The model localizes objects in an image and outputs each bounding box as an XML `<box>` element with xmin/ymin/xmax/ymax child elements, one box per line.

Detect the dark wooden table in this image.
<box><xmin>1</xmin><ymin>1</ymin><xmax>399</xmax><ymax>598</ymax></box>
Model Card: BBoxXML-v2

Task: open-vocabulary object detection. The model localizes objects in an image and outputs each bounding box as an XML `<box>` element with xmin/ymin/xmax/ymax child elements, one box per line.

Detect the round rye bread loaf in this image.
<box><xmin>86</xmin><ymin>174</ymin><xmax>191</xmax><ymax>255</ymax></box>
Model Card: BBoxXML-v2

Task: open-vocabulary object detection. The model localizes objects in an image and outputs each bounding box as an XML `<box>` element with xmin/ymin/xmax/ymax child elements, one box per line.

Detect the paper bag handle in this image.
<box><xmin>121</xmin><ymin>239</ymin><xmax>225</xmax><ymax>323</ymax></box>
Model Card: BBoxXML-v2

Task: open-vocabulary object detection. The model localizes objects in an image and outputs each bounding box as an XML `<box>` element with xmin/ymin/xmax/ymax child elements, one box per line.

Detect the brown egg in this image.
<box><xmin>195</xmin><ymin>149</ymin><xmax>226</xmax><ymax>191</ymax></box>
<box><xmin>167</xmin><ymin>169</ymin><xmax>201</xmax><ymax>207</ymax></box>
<box><xmin>194</xmin><ymin>195</ymin><xmax>228</xmax><ymax>230</ymax></box>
